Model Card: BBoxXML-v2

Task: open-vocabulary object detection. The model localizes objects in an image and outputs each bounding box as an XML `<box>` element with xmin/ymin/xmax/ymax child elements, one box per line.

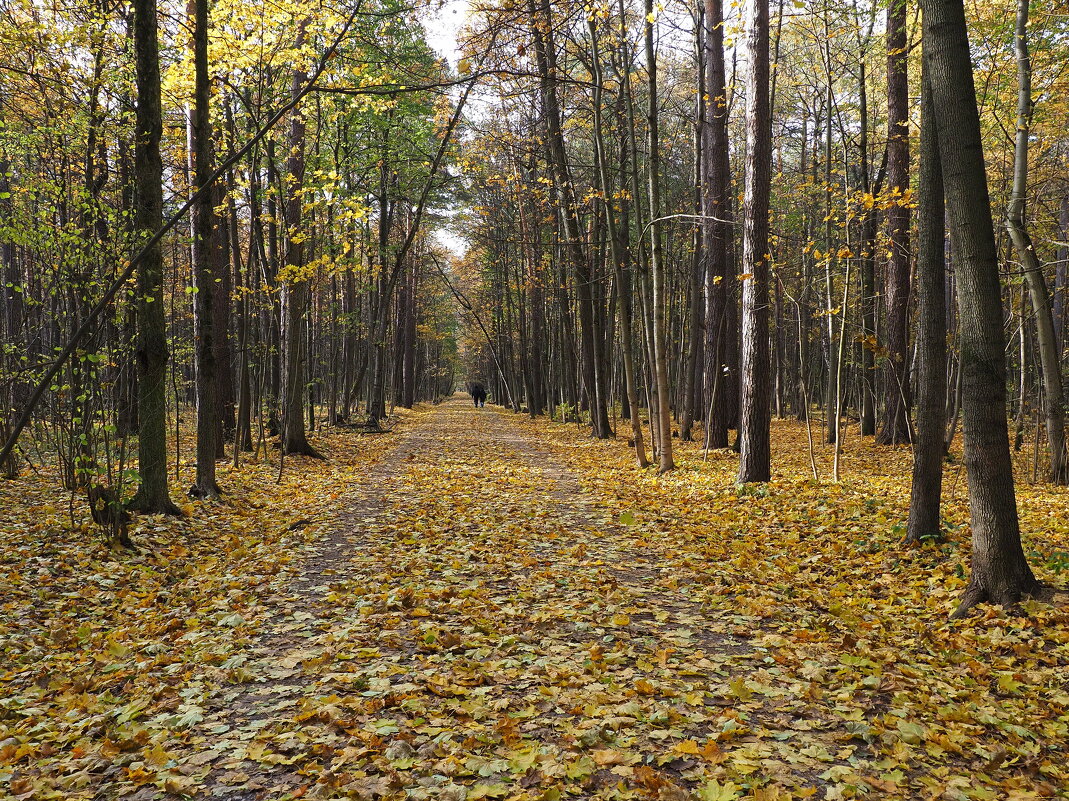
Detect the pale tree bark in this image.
<box><xmin>920</xmin><ymin>0</ymin><xmax>1041</xmax><ymax>616</ymax></box>
<box><xmin>189</xmin><ymin>0</ymin><xmax>222</xmax><ymax>497</ymax></box>
<box><xmin>907</xmin><ymin>61</ymin><xmax>946</xmax><ymax>543</ymax></box>
<box><xmin>128</xmin><ymin>0</ymin><xmax>181</xmax><ymax>514</ymax></box>
<box><xmin>645</xmin><ymin>0</ymin><xmax>674</xmax><ymax>473</ymax></box>
<box><xmin>1004</xmin><ymin>0</ymin><xmax>1067</xmax><ymax>484</ymax></box>
<box><xmin>821</xmin><ymin>18</ymin><xmax>836</xmax><ymax>445</ymax></box>
<box><xmin>737</xmin><ymin>0</ymin><xmax>771</xmax><ymax>484</ymax></box>
<box><xmin>877</xmin><ymin>0</ymin><xmax>912</xmax><ymax>445</ymax></box>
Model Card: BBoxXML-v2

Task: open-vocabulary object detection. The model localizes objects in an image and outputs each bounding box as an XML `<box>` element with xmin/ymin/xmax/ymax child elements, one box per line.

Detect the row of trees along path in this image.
<box><xmin>0</xmin><ymin>0</ymin><xmax>1064</xmax><ymax>616</ymax></box>
<box><xmin>2</xmin><ymin>0</ymin><xmax>1069</xmax><ymax>795</ymax></box>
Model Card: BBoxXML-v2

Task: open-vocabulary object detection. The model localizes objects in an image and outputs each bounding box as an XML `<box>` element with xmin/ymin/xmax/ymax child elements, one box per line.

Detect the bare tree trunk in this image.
<box><xmin>529</xmin><ymin>0</ymin><xmax>609</xmax><ymax>439</ymax></box>
<box><xmin>921</xmin><ymin>0</ymin><xmax>1041</xmax><ymax>616</ymax></box>
<box><xmin>1004</xmin><ymin>0</ymin><xmax>1067</xmax><ymax>484</ymax></box>
<box><xmin>281</xmin><ymin>20</ymin><xmax>322</xmax><ymax>458</ymax></box>
<box><xmin>128</xmin><ymin>0</ymin><xmax>180</xmax><ymax>514</ymax></box>
<box><xmin>855</xmin><ymin>43</ymin><xmax>883</xmax><ymax>437</ymax></box>
<box><xmin>877</xmin><ymin>0</ymin><xmax>913</xmax><ymax>445</ymax></box>
<box><xmin>213</xmin><ymin>188</ymin><xmax>234</xmax><ymax>447</ymax></box>
<box><xmin>821</xmin><ymin>24</ymin><xmax>837</xmax><ymax>446</ymax></box>
<box><xmin>737</xmin><ymin>0</ymin><xmax>771</xmax><ymax>484</ymax></box>
<box><xmin>401</xmin><ymin>259</ymin><xmax>418</xmax><ymax>409</ymax></box>
<box><xmin>907</xmin><ymin>60</ymin><xmax>947</xmax><ymax>543</ymax></box>
<box><xmin>645</xmin><ymin>0</ymin><xmax>674</xmax><ymax>472</ymax></box>
<box><xmin>0</xmin><ymin>163</ymin><xmax>20</xmax><ymax>478</ymax></box>
<box><xmin>588</xmin><ymin>18</ymin><xmax>648</xmax><ymax>467</ymax></box>
<box><xmin>680</xmin><ymin>27</ymin><xmax>704</xmax><ymax>443</ymax></box>
<box><xmin>1055</xmin><ymin>194</ymin><xmax>1067</xmax><ymax>358</ymax></box>
<box><xmin>189</xmin><ymin>0</ymin><xmax>221</xmax><ymax>497</ymax></box>
<box><xmin>703</xmin><ymin>0</ymin><xmax>735</xmax><ymax>450</ymax></box>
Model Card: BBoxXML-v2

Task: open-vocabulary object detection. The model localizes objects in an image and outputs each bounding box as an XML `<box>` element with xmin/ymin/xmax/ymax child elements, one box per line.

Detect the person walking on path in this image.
<box><xmin>468</xmin><ymin>381</ymin><xmax>487</xmax><ymax>407</ymax></box>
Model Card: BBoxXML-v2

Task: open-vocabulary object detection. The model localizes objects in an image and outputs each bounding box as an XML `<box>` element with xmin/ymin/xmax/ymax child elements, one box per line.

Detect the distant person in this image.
<box><xmin>469</xmin><ymin>381</ymin><xmax>487</xmax><ymax>407</ymax></box>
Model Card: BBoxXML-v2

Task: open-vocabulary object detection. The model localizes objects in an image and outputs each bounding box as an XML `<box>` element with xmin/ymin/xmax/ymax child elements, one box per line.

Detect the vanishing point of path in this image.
<box><xmin>144</xmin><ymin>397</ymin><xmax>811</xmax><ymax>801</ymax></box>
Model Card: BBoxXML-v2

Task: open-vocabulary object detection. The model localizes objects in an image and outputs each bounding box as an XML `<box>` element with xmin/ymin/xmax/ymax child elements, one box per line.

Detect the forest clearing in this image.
<box><xmin>0</xmin><ymin>398</ymin><xmax>1066</xmax><ymax>800</ymax></box>
<box><xmin>3</xmin><ymin>0</ymin><xmax>1069</xmax><ymax>797</ymax></box>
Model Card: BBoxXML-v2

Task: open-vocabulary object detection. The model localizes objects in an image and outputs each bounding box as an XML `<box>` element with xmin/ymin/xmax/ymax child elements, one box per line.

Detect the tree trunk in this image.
<box><xmin>680</xmin><ymin>30</ymin><xmax>704</xmax><ymax>443</ymax></box>
<box><xmin>822</xmin><ymin>27</ymin><xmax>837</xmax><ymax>446</ymax></box>
<box><xmin>281</xmin><ymin>20</ymin><xmax>322</xmax><ymax>458</ymax></box>
<box><xmin>529</xmin><ymin>0</ymin><xmax>609</xmax><ymax>439</ymax></box>
<box><xmin>213</xmin><ymin>182</ymin><xmax>235</xmax><ymax>446</ymax></box>
<box><xmin>1054</xmin><ymin>194</ymin><xmax>1067</xmax><ymax>358</ymax></box>
<box><xmin>189</xmin><ymin>0</ymin><xmax>221</xmax><ymax>497</ymax></box>
<box><xmin>1004</xmin><ymin>0</ymin><xmax>1067</xmax><ymax>484</ymax></box>
<box><xmin>401</xmin><ymin>259</ymin><xmax>418</xmax><ymax>409</ymax></box>
<box><xmin>589</xmin><ymin>18</ymin><xmax>648</xmax><ymax>467</ymax></box>
<box><xmin>645</xmin><ymin>0</ymin><xmax>674</xmax><ymax>472</ymax></box>
<box><xmin>737</xmin><ymin>0</ymin><xmax>771</xmax><ymax>484</ymax></box>
<box><xmin>703</xmin><ymin>0</ymin><xmax>734</xmax><ymax>450</ymax></box>
<box><xmin>856</xmin><ymin>53</ymin><xmax>880</xmax><ymax>437</ymax></box>
<box><xmin>128</xmin><ymin>0</ymin><xmax>180</xmax><ymax>514</ymax></box>
<box><xmin>907</xmin><ymin>60</ymin><xmax>947</xmax><ymax>544</ymax></box>
<box><xmin>920</xmin><ymin>0</ymin><xmax>1041</xmax><ymax>616</ymax></box>
<box><xmin>877</xmin><ymin>0</ymin><xmax>912</xmax><ymax>445</ymax></box>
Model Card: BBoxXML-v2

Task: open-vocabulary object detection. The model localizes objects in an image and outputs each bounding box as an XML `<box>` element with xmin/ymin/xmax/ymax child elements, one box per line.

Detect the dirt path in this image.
<box><xmin>147</xmin><ymin>398</ymin><xmax>806</xmax><ymax>801</ymax></box>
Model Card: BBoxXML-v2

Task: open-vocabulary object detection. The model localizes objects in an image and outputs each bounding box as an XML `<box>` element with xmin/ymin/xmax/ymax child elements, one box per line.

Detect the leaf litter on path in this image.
<box><xmin>2</xmin><ymin>398</ymin><xmax>1067</xmax><ymax>800</ymax></box>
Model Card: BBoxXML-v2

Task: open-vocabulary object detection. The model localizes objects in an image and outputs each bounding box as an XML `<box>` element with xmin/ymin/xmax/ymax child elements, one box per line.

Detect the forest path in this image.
<box><xmin>155</xmin><ymin>397</ymin><xmax>783</xmax><ymax>801</ymax></box>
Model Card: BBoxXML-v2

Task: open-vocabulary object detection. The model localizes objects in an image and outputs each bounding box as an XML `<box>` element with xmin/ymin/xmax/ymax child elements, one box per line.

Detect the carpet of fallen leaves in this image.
<box><xmin>1</xmin><ymin>398</ymin><xmax>1067</xmax><ymax>801</ymax></box>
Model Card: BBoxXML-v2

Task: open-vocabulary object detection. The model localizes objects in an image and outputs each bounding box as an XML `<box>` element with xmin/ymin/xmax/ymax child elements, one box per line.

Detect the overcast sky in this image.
<box><xmin>424</xmin><ymin>0</ymin><xmax>470</xmax><ymax>67</ymax></box>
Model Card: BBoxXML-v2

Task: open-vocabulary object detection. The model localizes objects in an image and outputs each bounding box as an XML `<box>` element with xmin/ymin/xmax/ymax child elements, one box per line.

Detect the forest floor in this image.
<box><xmin>1</xmin><ymin>397</ymin><xmax>1068</xmax><ymax>801</ymax></box>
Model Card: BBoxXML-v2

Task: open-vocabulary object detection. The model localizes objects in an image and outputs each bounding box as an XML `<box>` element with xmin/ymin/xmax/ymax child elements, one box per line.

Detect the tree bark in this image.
<box><xmin>1004</xmin><ymin>0</ymin><xmax>1067</xmax><ymax>484</ymax></box>
<box><xmin>877</xmin><ymin>0</ymin><xmax>913</xmax><ymax>445</ymax></box>
<box><xmin>856</xmin><ymin>52</ymin><xmax>882</xmax><ymax>438</ymax></box>
<box><xmin>645</xmin><ymin>0</ymin><xmax>674</xmax><ymax>472</ymax></box>
<box><xmin>920</xmin><ymin>0</ymin><xmax>1041</xmax><ymax>616</ymax></box>
<box><xmin>529</xmin><ymin>0</ymin><xmax>609</xmax><ymax>439</ymax></box>
<box><xmin>703</xmin><ymin>0</ymin><xmax>735</xmax><ymax>450</ymax></box>
<box><xmin>128</xmin><ymin>0</ymin><xmax>181</xmax><ymax>514</ymax></box>
<box><xmin>907</xmin><ymin>61</ymin><xmax>946</xmax><ymax>544</ymax></box>
<box><xmin>189</xmin><ymin>0</ymin><xmax>221</xmax><ymax>497</ymax></box>
<box><xmin>588</xmin><ymin>18</ymin><xmax>648</xmax><ymax>467</ymax></box>
<box><xmin>281</xmin><ymin>20</ymin><xmax>322</xmax><ymax>458</ymax></box>
<box><xmin>737</xmin><ymin>0</ymin><xmax>772</xmax><ymax>484</ymax></box>
<box><xmin>680</xmin><ymin>26</ymin><xmax>705</xmax><ymax>443</ymax></box>
<box><xmin>1055</xmin><ymin>194</ymin><xmax>1067</xmax><ymax>358</ymax></box>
